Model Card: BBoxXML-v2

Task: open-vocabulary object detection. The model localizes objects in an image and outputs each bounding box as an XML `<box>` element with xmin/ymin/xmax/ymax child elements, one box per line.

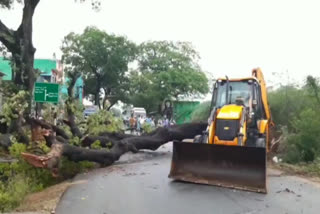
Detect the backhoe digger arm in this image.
<box><xmin>252</xmin><ymin>68</ymin><xmax>274</xmax><ymax>151</ymax></box>
<box><xmin>252</xmin><ymin>68</ymin><xmax>272</xmax><ymax>123</ymax></box>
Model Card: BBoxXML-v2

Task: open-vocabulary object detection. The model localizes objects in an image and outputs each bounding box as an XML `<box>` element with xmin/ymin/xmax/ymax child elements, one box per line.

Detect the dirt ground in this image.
<box><xmin>270</xmin><ymin>162</ymin><xmax>320</xmax><ymax>184</ymax></box>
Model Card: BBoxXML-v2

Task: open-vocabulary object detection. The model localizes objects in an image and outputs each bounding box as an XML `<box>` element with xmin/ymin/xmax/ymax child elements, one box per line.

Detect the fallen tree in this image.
<box><xmin>21</xmin><ymin>121</ymin><xmax>207</xmax><ymax>175</ymax></box>
<box><xmin>0</xmin><ymin>63</ymin><xmax>207</xmax><ymax>176</ymax></box>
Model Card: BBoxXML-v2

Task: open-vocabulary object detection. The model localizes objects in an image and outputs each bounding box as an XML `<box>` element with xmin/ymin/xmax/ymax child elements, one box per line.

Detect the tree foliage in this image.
<box><xmin>285</xmin><ymin>109</ymin><xmax>320</xmax><ymax>163</ymax></box>
<box><xmin>62</xmin><ymin>27</ymin><xmax>137</xmax><ymax>109</ymax></box>
<box><xmin>0</xmin><ymin>90</ymin><xmax>28</xmax><ymax>126</ymax></box>
<box><xmin>0</xmin><ymin>0</ymin><xmax>101</xmax><ymax>99</ymax></box>
<box><xmin>0</xmin><ymin>140</ymin><xmax>55</xmax><ymax>212</ymax></box>
<box><xmin>86</xmin><ymin>110</ymin><xmax>124</xmax><ymax>135</ymax></box>
<box><xmin>268</xmin><ymin>85</ymin><xmax>312</xmax><ymax>131</ymax></box>
<box><xmin>269</xmin><ymin>76</ymin><xmax>320</xmax><ymax>163</ymax></box>
<box><xmin>129</xmin><ymin>41</ymin><xmax>209</xmax><ymax>112</ymax></box>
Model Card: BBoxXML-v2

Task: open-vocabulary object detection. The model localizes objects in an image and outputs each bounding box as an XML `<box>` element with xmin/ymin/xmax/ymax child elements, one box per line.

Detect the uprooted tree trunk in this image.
<box><xmin>21</xmin><ymin>122</ymin><xmax>207</xmax><ymax>175</ymax></box>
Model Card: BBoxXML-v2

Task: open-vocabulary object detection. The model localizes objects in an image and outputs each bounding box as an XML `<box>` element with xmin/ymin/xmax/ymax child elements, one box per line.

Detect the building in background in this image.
<box><xmin>60</xmin><ymin>77</ymin><xmax>83</xmax><ymax>101</ymax></box>
<box><xmin>0</xmin><ymin>57</ymin><xmax>59</xmax><ymax>82</ymax></box>
<box><xmin>0</xmin><ymin>58</ymin><xmax>12</xmax><ymax>81</ymax></box>
<box><xmin>0</xmin><ymin>57</ymin><xmax>83</xmax><ymax>102</ymax></box>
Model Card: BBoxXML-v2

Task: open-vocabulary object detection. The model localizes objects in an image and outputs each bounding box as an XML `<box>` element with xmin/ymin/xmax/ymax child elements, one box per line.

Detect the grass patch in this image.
<box><xmin>276</xmin><ymin>160</ymin><xmax>320</xmax><ymax>177</ymax></box>
<box><xmin>0</xmin><ymin>142</ymin><xmax>97</xmax><ymax>212</ymax></box>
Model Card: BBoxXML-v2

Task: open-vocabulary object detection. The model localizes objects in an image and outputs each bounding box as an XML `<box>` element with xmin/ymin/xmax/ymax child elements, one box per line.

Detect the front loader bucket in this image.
<box><xmin>169</xmin><ymin>142</ymin><xmax>267</xmax><ymax>193</ymax></box>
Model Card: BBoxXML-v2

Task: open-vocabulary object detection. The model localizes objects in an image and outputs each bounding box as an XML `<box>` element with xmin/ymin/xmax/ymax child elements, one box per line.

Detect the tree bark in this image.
<box><xmin>0</xmin><ymin>116</ymin><xmax>29</xmax><ymax>149</ymax></box>
<box><xmin>65</xmin><ymin>72</ymin><xmax>83</xmax><ymax>138</ymax></box>
<box><xmin>95</xmin><ymin>78</ymin><xmax>101</xmax><ymax>109</ymax></box>
<box><xmin>7</xmin><ymin>114</ymin><xmax>29</xmax><ymax>144</ymax></box>
<box><xmin>16</xmin><ymin>0</ymin><xmax>39</xmax><ymax>92</ymax></box>
<box><xmin>0</xmin><ymin>20</ymin><xmax>16</xmax><ymax>53</ymax></box>
<box><xmin>65</xmin><ymin>105</ymin><xmax>83</xmax><ymax>138</ymax></box>
<box><xmin>0</xmin><ymin>0</ymin><xmax>40</xmax><ymax>92</ymax></box>
<box><xmin>102</xmin><ymin>88</ymin><xmax>108</xmax><ymax>109</ymax></box>
<box><xmin>307</xmin><ymin>76</ymin><xmax>320</xmax><ymax>106</ymax></box>
<box><xmin>106</xmin><ymin>99</ymin><xmax>117</xmax><ymax>111</ymax></box>
<box><xmin>0</xmin><ymin>134</ymin><xmax>12</xmax><ymax>150</ymax></box>
<box><xmin>31</xmin><ymin>118</ymin><xmax>70</xmax><ymax>140</ymax></box>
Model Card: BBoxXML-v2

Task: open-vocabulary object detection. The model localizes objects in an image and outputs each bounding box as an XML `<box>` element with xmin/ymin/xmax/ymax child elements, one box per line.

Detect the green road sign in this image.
<box><xmin>34</xmin><ymin>82</ymin><xmax>59</xmax><ymax>103</ymax></box>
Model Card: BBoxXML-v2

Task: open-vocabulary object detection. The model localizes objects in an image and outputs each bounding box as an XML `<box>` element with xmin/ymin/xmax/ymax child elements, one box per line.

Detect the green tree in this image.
<box><xmin>268</xmin><ymin>75</ymin><xmax>320</xmax><ymax>163</ymax></box>
<box><xmin>128</xmin><ymin>71</ymin><xmax>160</xmax><ymax>112</ymax></box>
<box><xmin>129</xmin><ymin>41</ymin><xmax>209</xmax><ymax>112</ymax></box>
<box><xmin>268</xmin><ymin>85</ymin><xmax>312</xmax><ymax>131</ymax></box>
<box><xmin>285</xmin><ymin>108</ymin><xmax>320</xmax><ymax>163</ymax></box>
<box><xmin>0</xmin><ymin>0</ymin><xmax>101</xmax><ymax>93</ymax></box>
<box><xmin>0</xmin><ymin>0</ymin><xmax>40</xmax><ymax>93</ymax></box>
<box><xmin>61</xmin><ymin>27</ymin><xmax>136</xmax><ymax>109</ymax></box>
<box><xmin>306</xmin><ymin>75</ymin><xmax>320</xmax><ymax>106</ymax></box>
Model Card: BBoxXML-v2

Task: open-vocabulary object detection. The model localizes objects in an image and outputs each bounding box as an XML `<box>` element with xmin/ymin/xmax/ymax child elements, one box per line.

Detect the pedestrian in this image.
<box><xmin>136</xmin><ymin>115</ymin><xmax>141</xmax><ymax>135</ymax></box>
<box><xmin>129</xmin><ymin>114</ymin><xmax>136</xmax><ymax>134</ymax></box>
<box><xmin>163</xmin><ymin>115</ymin><xmax>170</xmax><ymax>128</ymax></box>
<box><xmin>146</xmin><ymin>116</ymin><xmax>152</xmax><ymax>125</ymax></box>
<box><xmin>150</xmin><ymin>116</ymin><xmax>155</xmax><ymax>128</ymax></box>
<box><xmin>140</xmin><ymin>115</ymin><xmax>145</xmax><ymax>126</ymax></box>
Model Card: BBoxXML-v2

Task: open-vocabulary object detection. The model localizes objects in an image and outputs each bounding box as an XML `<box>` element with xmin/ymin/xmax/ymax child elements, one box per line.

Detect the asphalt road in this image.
<box><xmin>56</xmin><ymin>143</ymin><xmax>320</xmax><ymax>214</ymax></box>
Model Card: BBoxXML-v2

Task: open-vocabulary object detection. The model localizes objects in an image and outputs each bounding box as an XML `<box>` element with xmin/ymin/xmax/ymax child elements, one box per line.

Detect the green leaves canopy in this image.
<box><xmin>129</xmin><ymin>41</ymin><xmax>209</xmax><ymax>112</ymax></box>
<box><xmin>62</xmin><ymin>26</ymin><xmax>137</xmax><ymax>108</ymax></box>
<box><xmin>269</xmin><ymin>75</ymin><xmax>320</xmax><ymax>163</ymax></box>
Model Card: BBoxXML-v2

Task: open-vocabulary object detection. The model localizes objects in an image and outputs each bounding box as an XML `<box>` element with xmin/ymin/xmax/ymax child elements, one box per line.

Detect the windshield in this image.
<box><xmin>215</xmin><ymin>81</ymin><xmax>251</xmax><ymax>107</ymax></box>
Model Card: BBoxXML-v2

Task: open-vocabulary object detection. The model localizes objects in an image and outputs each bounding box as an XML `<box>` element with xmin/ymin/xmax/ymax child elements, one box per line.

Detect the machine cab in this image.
<box><xmin>211</xmin><ymin>78</ymin><xmax>265</xmax><ymax>122</ymax></box>
<box><xmin>208</xmin><ymin>77</ymin><xmax>267</xmax><ymax>146</ymax></box>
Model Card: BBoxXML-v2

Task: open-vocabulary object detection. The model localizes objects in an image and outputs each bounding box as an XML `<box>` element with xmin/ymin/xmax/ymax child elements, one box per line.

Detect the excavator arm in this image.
<box><xmin>252</xmin><ymin>68</ymin><xmax>272</xmax><ymax>122</ymax></box>
<box><xmin>252</xmin><ymin>68</ymin><xmax>274</xmax><ymax>150</ymax></box>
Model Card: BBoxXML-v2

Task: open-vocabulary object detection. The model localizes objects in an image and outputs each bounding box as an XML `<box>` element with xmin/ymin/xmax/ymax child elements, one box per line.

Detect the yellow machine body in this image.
<box><xmin>169</xmin><ymin>68</ymin><xmax>273</xmax><ymax>193</ymax></box>
<box><xmin>209</xmin><ymin>105</ymin><xmax>247</xmax><ymax>146</ymax></box>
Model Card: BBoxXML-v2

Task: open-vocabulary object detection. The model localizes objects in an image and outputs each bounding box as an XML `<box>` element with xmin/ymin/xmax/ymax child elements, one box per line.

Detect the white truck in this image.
<box><xmin>123</xmin><ymin>107</ymin><xmax>147</xmax><ymax>127</ymax></box>
<box><xmin>131</xmin><ymin>107</ymin><xmax>146</xmax><ymax>118</ymax></box>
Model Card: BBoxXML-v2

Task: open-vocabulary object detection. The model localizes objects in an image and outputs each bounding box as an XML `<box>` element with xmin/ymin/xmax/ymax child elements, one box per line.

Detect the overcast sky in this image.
<box><xmin>1</xmin><ymin>0</ymin><xmax>320</xmax><ymax>86</ymax></box>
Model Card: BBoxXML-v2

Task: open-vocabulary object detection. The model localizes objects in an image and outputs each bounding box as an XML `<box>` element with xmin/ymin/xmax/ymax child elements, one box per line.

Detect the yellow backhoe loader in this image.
<box><xmin>169</xmin><ymin>68</ymin><xmax>273</xmax><ymax>193</ymax></box>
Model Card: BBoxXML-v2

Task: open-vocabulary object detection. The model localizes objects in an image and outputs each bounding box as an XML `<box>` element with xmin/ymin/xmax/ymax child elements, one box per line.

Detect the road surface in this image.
<box><xmin>56</xmin><ymin>143</ymin><xmax>320</xmax><ymax>214</ymax></box>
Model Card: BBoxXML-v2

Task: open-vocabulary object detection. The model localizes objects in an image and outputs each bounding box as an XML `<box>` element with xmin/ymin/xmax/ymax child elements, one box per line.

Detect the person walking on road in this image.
<box><xmin>145</xmin><ymin>116</ymin><xmax>152</xmax><ymax>125</ymax></box>
<box><xmin>136</xmin><ymin>115</ymin><xmax>141</xmax><ymax>135</ymax></box>
<box><xmin>129</xmin><ymin>115</ymin><xmax>136</xmax><ymax>134</ymax></box>
<box><xmin>163</xmin><ymin>116</ymin><xmax>170</xmax><ymax>128</ymax></box>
